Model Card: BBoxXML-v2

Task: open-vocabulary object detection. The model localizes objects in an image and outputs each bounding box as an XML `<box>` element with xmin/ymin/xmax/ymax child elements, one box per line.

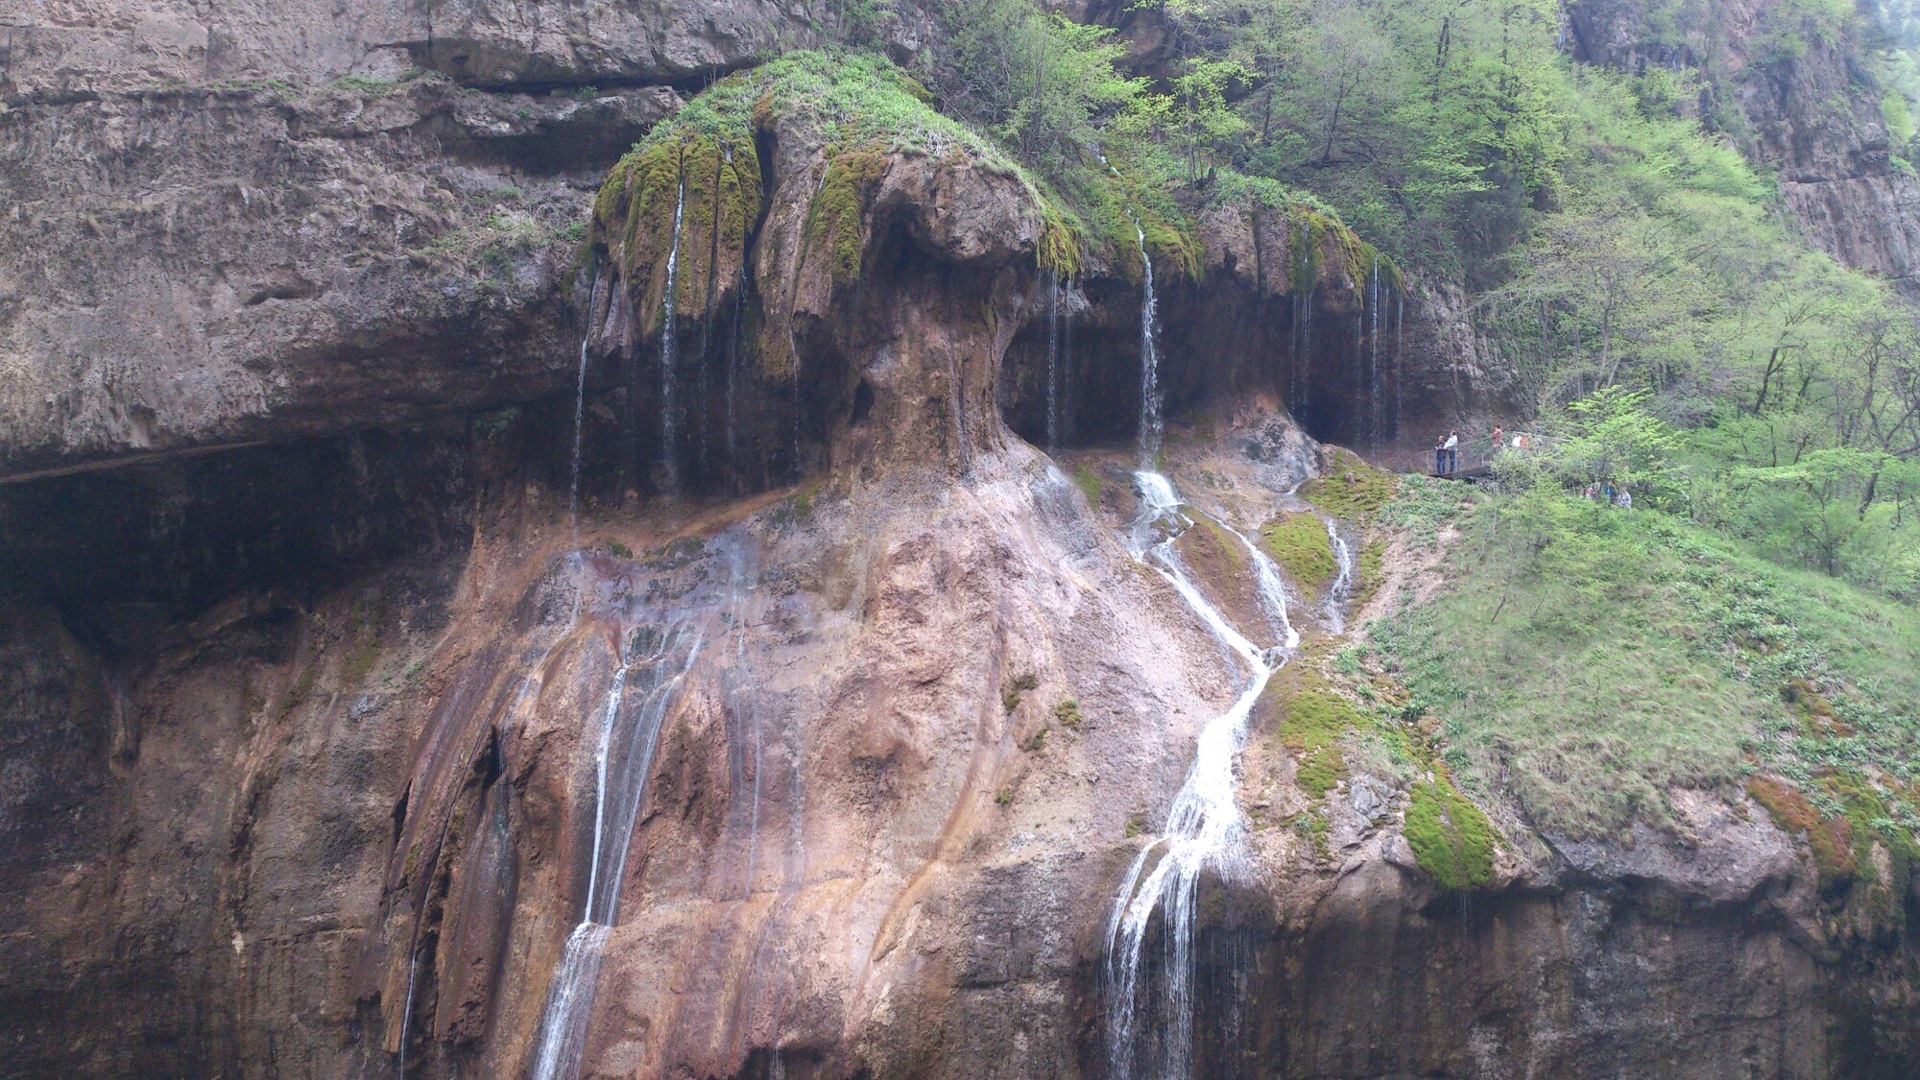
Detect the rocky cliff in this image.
<box><xmin>3</xmin><ymin>3</ymin><xmax>1918</xmax><ymax>1080</ymax></box>
<box><xmin>1567</xmin><ymin>0</ymin><xmax>1920</xmax><ymax>289</ymax></box>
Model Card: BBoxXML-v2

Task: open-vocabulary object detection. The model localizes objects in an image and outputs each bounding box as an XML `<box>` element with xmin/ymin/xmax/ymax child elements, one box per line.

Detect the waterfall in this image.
<box><xmin>527</xmin><ymin>624</ymin><xmax>705</xmax><ymax>1080</ymax></box>
<box><xmin>1294</xmin><ymin>219</ymin><xmax>1312</xmax><ymax>418</ymax></box>
<box><xmin>397</xmin><ymin>952</ymin><xmax>420</xmax><ymax>1076</ymax></box>
<box><xmin>726</xmin><ymin>263</ymin><xmax>747</xmax><ymax>495</ymax></box>
<box><xmin>1130</xmin><ymin>216</ymin><xmax>1162</xmax><ymax>464</ymax></box>
<box><xmin>724</xmin><ymin>545</ymin><xmax>765</xmax><ymax>898</ymax></box>
<box><xmin>1045</xmin><ymin>271</ymin><xmax>1062</xmax><ymax>452</ymax></box>
<box><xmin>1289</xmin><ymin>291</ymin><xmax>1301</xmax><ymax>414</ymax></box>
<box><xmin>1394</xmin><ymin>289</ymin><xmax>1404</xmax><ymax>447</ymax></box>
<box><xmin>1369</xmin><ymin>255</ymin><xmax>1382</xmax><ymax>450</ymax></box>
<box><xmin>1060</xmin><ymin>274</ymin><xmax>1076</xmax><ymax>446</ymax></box>
<box><xmin>659</xmin><ymin>177</ymin><xmax>688</xmax><ymax>495</ymax></box>
<box><xmin>1323</xmin><ymin>521</ymin><xmax>1357</xmax><ymax>635</ymax></box>
<box><xmin>1300</xmin><ymin>286</ymin><xmax>1312</xmax><ymax>415</ymax></box>
<box><xmin>572</xmin><ymin>268</ymin><xmax>601</xmax><ymax>537</ymax></box>
<box><xmin>1104</xmin><ymin>471</ymin><xmax>1298</xmax><ymax>1080</ymax></box>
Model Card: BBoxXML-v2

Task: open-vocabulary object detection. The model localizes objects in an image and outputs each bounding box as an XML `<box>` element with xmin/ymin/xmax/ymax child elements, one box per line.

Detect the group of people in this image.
<box><xmin>1583</xmin><ymin>481</ymin><xmax>1633</xmax><ymax>509</ymax></box>
<box><xmin>1434</xmin><ymin>425</ymin><xmax>1542</xmax><ymax>475</ymax></box>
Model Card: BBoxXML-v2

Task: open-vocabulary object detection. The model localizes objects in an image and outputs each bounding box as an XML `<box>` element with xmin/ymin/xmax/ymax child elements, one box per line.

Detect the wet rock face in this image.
<box><xmin>1566</xmin><ymin>0</ymin><xmax>1920</xmax><ymax>287</ymax></box>
<box><xmin>7</xmin><ymin>3</ymin><xmax>1920</xmax><ymax>1078</ymax></box>
<box><xmin>997</xmin><ymin>203</ymin><xmax>1456</xmax><ymax>457</ymax></box>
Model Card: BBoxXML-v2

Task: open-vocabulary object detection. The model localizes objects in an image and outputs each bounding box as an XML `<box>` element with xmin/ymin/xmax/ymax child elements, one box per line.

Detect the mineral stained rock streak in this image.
<box><xmin>723</xmin><ymin>543</ymin><xmax>766</xmax><ymax>898</ymax></box>
<box><xmin>528</xmin><ymin>619</ymin><xmax>705</xmax><ymax>1080</ymax></box>
<box><xmin>659</xmin><ymin>176</ymin><xmax>688</xmax><ymax>495</ymax></box>
<box><xmin>1104</xmin><ymin>471</ymin><xmax>1299</xmax><ymax>1080</ymax></box>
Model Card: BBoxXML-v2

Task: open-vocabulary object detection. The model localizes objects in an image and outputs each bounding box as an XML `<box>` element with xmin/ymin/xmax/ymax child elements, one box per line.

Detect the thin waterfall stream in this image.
<box><xmin>1102</xmin><ymin>228</ymin><xmax>1305</xmax><ymax>1079</ymax></box>
<box><xmin>1129</xmin><ymin>212</ymin><xmax>1162</xmax><ymax>465</ymax></box>
<box><xmin>659</xmin><ymin>177</ymin><xmax>687</xmax><ymax>494</ymax></box>
<box><xmin>527</xmin><ymin>622</ymin><xmax>706</xmax><ymax>1080</ymax></box>
<box><xmin>572</xmin><ymin>268</ymin><xmax>601</xmax><ymax>537</ymax></box>
<box><xmin>1323</xmin><ymin>521</ymin><xmax>1357</xmax><ymax>636</ymax></box>
<box><xmin>1046</xmin><ymin>271</ymin><xmax>1062</xmax><ymax>452</ymax></box>
<box><xmin>1369</xmin><ymin>255</ymin><xmax>1382</xmax><ymax>449</ymax></box>
<box><xmin>1103</xmin><ymin>471</ymin><xmax>1299</xmax><ymax>1080</ymax></box>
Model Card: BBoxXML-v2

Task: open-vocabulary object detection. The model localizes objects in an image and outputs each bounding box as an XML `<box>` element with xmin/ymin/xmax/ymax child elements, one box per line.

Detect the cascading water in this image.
<box><xmin>726</xmin><ymin>263</ymin><xmax>747</xmax><ymax>494</ymax></box>
<box><xmin>572</xmin><ymin>268</ymin><xmax>602</xmax><ymax>537</ymax></box>
<box><xmin>1130</xmin><ymin>215</ymin><xmax>1162</xmax><ymax>463</ymax></box>
<box><xmin>1323</xmin><ymin>521</ymin><xmax>1357</xmax><ymax>635</ymax></box>
<box><xmin>1046</xmin><ymin>271</ymin><xmax>1062</xmax><ymax>452</ymax></box>
<box><xmin>1300</xmin><ymin>286</ymin><xmax>1313</xmax><ymax>415</ymax></box>
<box><xmin>659</xmin><ymin>177</ymin><xmax>687</xmax><ymax>494</ymax></box>
<box><xmin>1103</xmin><ymin>472</ymin><xmax>1299</xmax><ymax>1080</ymax></box>
<box><xmin>722</xmin><ymin>544</ymin><xmax>766</xmax><ymax>898</ymax></box>
<box><xmin>527</xmin><ymin>623</ymin><xmax>706</xmax><ymax>1080</ymax></box>
<box><xmin>1369</xmin><ymin>255</ymin><xmax>1382</xmax><ymax>449</ymax></box>
<box><xmin>1394</xmin><ymin>289</ymin><xmax>1404</xmax><ymax>447</ymax></box>
<box><xmin>1060</xmin><ymin>274</ymin><xmax>1076</xmax><ymax>446</ymax></box>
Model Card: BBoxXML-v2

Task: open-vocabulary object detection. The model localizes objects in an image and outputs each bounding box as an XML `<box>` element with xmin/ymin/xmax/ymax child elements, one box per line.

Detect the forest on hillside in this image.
<box><xmin>820</xmin><ymin>0</ymin><xmax>1920</xmax><ymax>602</ymax></box>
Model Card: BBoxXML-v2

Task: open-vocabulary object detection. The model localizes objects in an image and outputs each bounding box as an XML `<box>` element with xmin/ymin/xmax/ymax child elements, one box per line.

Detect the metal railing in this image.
<box><xmin>1406</xmin><ymin>432</ymin><xmax>1558</xmax><ymax>479</ymax></box>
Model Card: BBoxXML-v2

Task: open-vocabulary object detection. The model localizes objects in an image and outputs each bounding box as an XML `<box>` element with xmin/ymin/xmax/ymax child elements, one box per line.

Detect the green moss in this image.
<box><xmin>1750</xmin><ymin>775</ymin><xmax>1856</xmax><ymax>883</ymax></box>
<box><xmin>1355</xmin><ymin>537</ymin><xmax>1387</xmax><ymax>610</ymax></box>
<box><xmin>807</xmin><ymin>148</ymin><xmax>889</xmax><ymax>281</ymax></box>
<box><xmin>1073</xmin><ymin>463</ymin><xmax>1103</xmax><ymax>505</ymax></box>
<box><xmin>342</xmin><ymin>636</ymin><xmax>382</xmax><ymax>687</ymax></box>
<box><xmin>593</xmin><ymin>128</ymin><xmax>762</xmax><ymax>326</ymax></box>
<box><xmin>595</xmin><ymin>51</ymin><xmax>1086</xmax><ymax>376</ymax></box>
<box><xmin>1300</xmin><ymin>449</ymin><xmax>1399</xmax><ymax>525</ymax></box>
<box><xmin>1405</xmin><ymin>775</ymin><xmax>1498</xmax><ymax>890</ymax></box>
<box><xmin>1276</xmin><ymin>685</ymin><xmax>1366</xmax><ymax>798</ymax></box>
<box><xmin>1299</xmin><ymin>809</ymin><xmax>1332</xmax><ymax>860</ymax></box>
<box><xmin>282</xmin><ymin>663</ymin><xmax>318</xmax><ymax>718</ymax></box>
<box><xmin>1261</xmin><ymin>512</ymin><xmax>1336</xmax><ymax>591</ymax></box>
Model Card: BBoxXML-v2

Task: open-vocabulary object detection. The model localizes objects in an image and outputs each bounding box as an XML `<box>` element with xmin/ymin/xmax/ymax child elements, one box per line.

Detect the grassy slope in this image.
<box><xmin>1372</xmin><ymin>491</ymin><xmax>1920</xmax><ymax>868</ymax></box>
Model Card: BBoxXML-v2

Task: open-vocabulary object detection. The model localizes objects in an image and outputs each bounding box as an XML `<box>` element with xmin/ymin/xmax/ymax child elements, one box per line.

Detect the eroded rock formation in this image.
<box><xmin>4</xmin><ymin>4</ymin><xmax>1919</xmax><ymax>1080</ymax></box>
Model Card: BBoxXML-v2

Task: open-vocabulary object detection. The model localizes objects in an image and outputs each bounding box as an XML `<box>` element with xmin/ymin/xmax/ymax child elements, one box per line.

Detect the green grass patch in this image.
<box><xmin>1002</xmin><ymin>672</ymin><xmax>1037</xmax><ymax>714</ymax></box>
<box><xmin>1378</xmin><ymin>474</ymin><xmax>1473</xmax><ymax>550</ymax></box>
<box><xmin>1261</xmin><ymin>512</ymin><xmax>1336</xmax><ymax>592</ymax></box>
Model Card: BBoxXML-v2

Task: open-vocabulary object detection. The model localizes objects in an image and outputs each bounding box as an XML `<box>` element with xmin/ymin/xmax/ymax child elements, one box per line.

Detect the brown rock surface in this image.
<box><xmin>4</xmin><ymin>3</ymin><xmax>1920</xmax><ymax>1078</ymax></box>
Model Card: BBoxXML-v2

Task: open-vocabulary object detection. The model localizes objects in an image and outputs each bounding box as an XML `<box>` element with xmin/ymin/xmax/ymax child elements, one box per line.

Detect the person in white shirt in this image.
<box><xmin>1443</xmin><ymin>430</ymin><xmax>1459</xmax><ymax>473</ymax></box>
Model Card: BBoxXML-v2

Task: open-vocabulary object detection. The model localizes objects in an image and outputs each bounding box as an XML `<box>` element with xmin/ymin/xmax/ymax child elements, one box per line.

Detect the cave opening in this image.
<box><xmin>997</xmin><ymin>275</ymin><xmax>1412</xmax><ymax>457</ymax></box>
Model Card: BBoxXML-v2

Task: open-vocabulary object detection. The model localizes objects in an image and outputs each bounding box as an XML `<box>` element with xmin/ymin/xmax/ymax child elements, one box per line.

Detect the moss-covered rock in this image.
<box><xmin>1278</xmin><ymin>685</ymin><xmax>1365</xmax><ymax>799</ymax></box>
<box><xmin>1405</xmin><ymin>773</ymin><xmax>1498</xmax><ymax>890</ymax></box>
<box><xmin>593</xmin><ymin>130</ymin><xmax>762</xmax><ymax>325</ymax></box>
<box><xmin>1261</xmin><ymin>512</ymin><xmax>1336</xmax><ymax>592</ymax></box>
<box><xmin>1300</xmin><ymin>447</ymin><xmax>1399</xmax><ymax>525</ymax></box>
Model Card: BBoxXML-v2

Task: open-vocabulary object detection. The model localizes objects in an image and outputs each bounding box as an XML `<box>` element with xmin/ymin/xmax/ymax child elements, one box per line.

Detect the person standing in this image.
<box><xmin>1435</xmin><ymin>435</ymin><xmax>1447</xmax><ymax>475</ymax></box>
<box><xmin>1443</xmin><ymin>430</ymin><xmax>1459</xmax><ymax>474</ymax></box>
